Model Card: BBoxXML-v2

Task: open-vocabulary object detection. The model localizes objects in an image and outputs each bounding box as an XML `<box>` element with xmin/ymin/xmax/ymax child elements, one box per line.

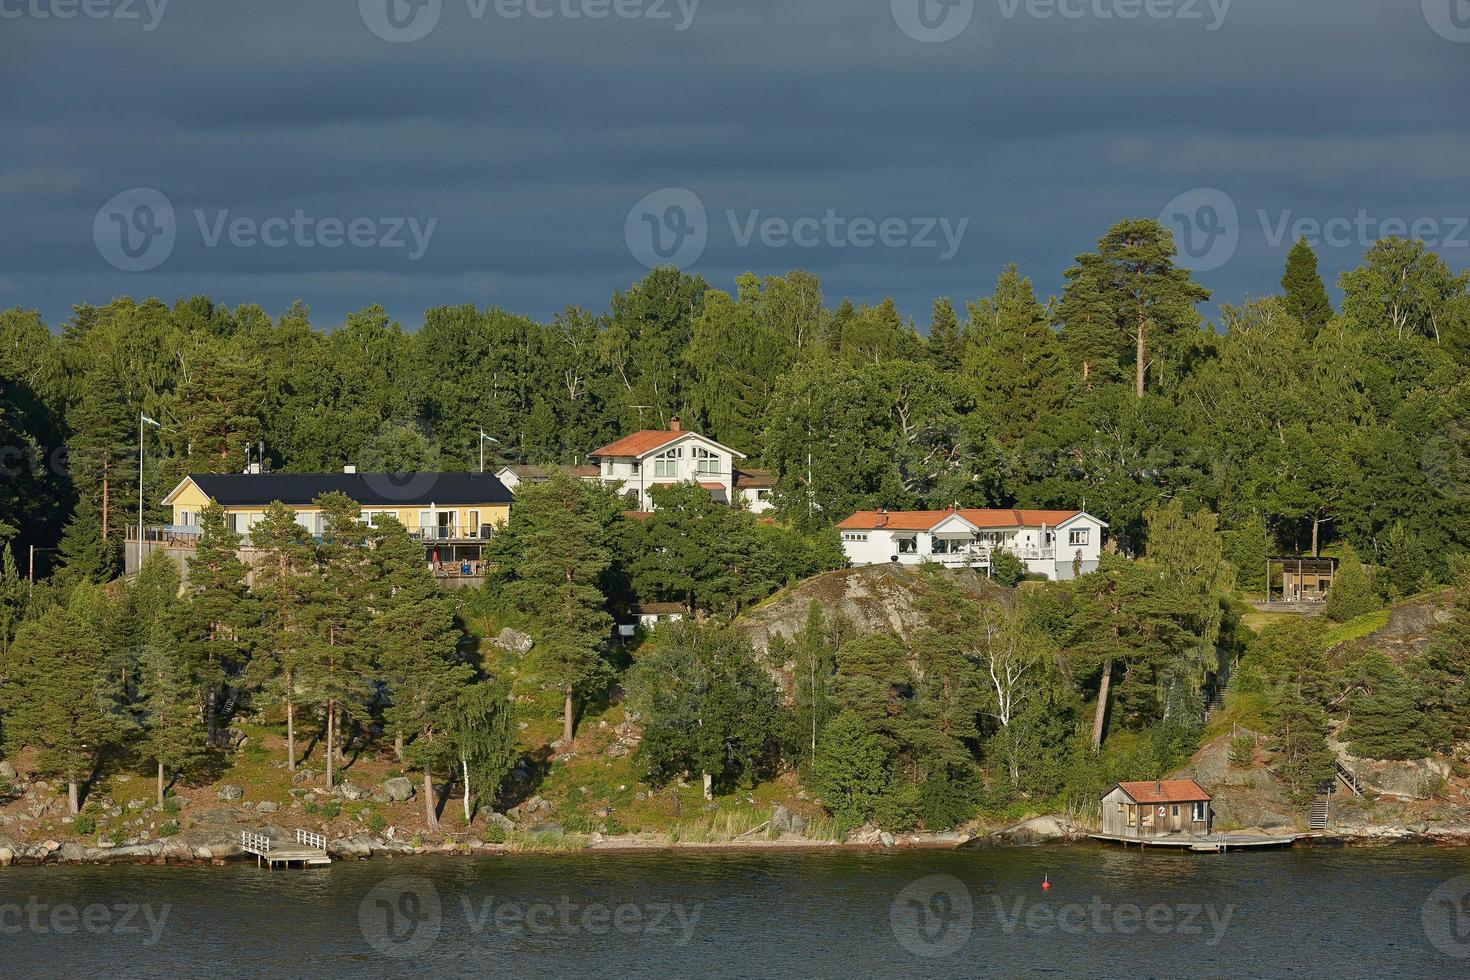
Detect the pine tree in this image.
<box><xmin>3</xmin><ymin>606</ymin><xmax>121</xmax><ymax>812</ymax></box>
<box><xmin>812</xmin><ymin>711</ymin><xmax>894</xmax><ymax>829</ymax></box>
<box><xmin>55</xmin><ymin>495</ymin><xmax>114</xmax><ymax>585</ymax></box>
<box><xmin>1280</xmin><ymin>237</ymin><xmax>1333</xmax><ymax>337</ymax></box>
<box><xmin>181</xmin><ymin>503</ymin><xmax>255</xmax><ymax>745</ymax></box>
<box><xmin>926</xmin><ymin>298</ymin><xmax>962</xmax><ymax>372</ymax></box>
<box><xmin>367</xmin><ymin>515</ymin><xmax>471</xmax><ymax>827</ymax></box>
<box><xmin>786</xmin><ymin>601</ymin><xmax>838</xmax><ymax>766</ymax></box>
<box><xmin>139</xmin><ymin>618</ymin><xmax>206</xmax><ymax>805</ymax></box>
<box><xmin>244</xmin><ymin>502</ymin><xmax>314</xmax><ymax>770</ymax></box>
<box><xmin>1269</xmin><ymin>688</ymin><xmax>1335</xmax><ymax>806</ymax></box>
<box><xmin>1324</xmin><ymin>544</ymin><xmax>1378</xmax><ymax>622</ymax></box>
<box><xmin>299</xmin><ymin>493</ymin><xmax>375</xmax><ymax>788</ymax></box>
<box><xmin>1424</xmin><ymin>562</ymin><xmax>1470</xmax><ymax>742</ymax></box>
<box><xmin>1344</xmin><ymin>652</ymin><xmax>1443</xmax><ymax>759</ymax></box>
<box><xmin>176</xmin><ymin>349</ymin><xmax>263</xmax><ymax>474</ymax></box>
<box><xmin>0</xmin><ymin>543</ymin><xmax>25</xmax><ymax>673</ymax></box>
<box><xmin>963</xmin><ymin>265</ymin><xmax>1065</xmax><ymax>441</ymax></box>
<box><xmin>1380</xmin><ymin>522</ymin><xmax>1428</xmax><ymax>599</ymax></box>
<box><xmin>1057</xmin><ymin>219</ymin><xmax>1211</xmax><ymax>398</ymax></box>
<box><xmin>506</xmin><ymin>474</ymin><xmax>612</xmax><ymax>746</ymax></box>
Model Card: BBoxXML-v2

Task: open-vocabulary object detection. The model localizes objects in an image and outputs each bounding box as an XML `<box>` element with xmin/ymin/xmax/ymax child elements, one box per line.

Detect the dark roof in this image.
<box><xmin>186</xmin><ymin>472</ymin><xmax>513</xmax><ymax>508</ymax></box>
<box><xmin>733</xmin><ymin>467</ymin><xmax>776</xmax><ymax>489</ymax></box>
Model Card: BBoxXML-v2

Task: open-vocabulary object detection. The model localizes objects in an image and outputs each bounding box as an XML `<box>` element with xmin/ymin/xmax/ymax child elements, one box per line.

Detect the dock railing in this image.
<box><xmin>241</xmin><ymin>831</ymin><xmax>273</xmax><ymax>856</ymax></box>
<box><xmin>296</xmin><ymin>829</ymin><xmax>326</xmax><ymax>849</ymax></box>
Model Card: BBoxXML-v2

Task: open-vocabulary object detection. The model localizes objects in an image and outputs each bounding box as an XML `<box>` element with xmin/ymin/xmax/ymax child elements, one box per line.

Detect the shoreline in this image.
<box><xmin>2</xmin><ymin>827</ymin><xmax>1468</xmax><ymax>869</ymax></box>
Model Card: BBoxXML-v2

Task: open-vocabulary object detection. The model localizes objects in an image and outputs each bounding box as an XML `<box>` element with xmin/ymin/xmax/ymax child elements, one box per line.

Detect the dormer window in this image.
<box><xmin>692</xmin><ymin>446</ymin><xmax>721</xmax><ymax>475</ymax></box>
<box><xmin>652</xmin><ymin>448</ymin><xmax>680</xmax><ymax>478</ymax></box>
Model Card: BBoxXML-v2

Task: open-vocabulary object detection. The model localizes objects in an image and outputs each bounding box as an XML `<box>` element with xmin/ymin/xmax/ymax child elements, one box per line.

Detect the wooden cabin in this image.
<box><xmin>1101</xmin><ymin>780</ymin><xmax>1212</xmax><ymax>839</ymax></box>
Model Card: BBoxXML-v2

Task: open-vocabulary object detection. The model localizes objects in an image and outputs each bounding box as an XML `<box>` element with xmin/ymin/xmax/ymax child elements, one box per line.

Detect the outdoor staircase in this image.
<box><xmin>1335</xmin><ymin>760</ymin><xmax>1364</xmax><ymax>797</ymax></box>
<box><xmin>1308</xmin><ymin>793</ymin><xmax>1331</xmax><ymax>831</ymax></box>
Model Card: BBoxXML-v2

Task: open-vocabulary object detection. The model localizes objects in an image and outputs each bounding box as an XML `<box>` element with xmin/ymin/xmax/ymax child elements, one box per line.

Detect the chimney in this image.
<box><xmin>669</xmin><ymin>416</ymin><xmax>681</xmax><ymax>432</ymax></box>
<box><xmin>1156</xmin><ymin>780</ymin><xmax>1163</xmax><ymax>795</ymax></box>
<box><xmin>344</xmin><ymin>465</ymin><xmax>357</xmax><ymax>474</ymax></box>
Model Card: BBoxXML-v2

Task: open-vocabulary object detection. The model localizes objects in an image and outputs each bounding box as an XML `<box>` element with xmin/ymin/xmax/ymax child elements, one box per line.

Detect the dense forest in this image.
<box><xmin>2</xmin><ymin>217</ymin><xmax>1469</xmax><ymax>833</ymax></box>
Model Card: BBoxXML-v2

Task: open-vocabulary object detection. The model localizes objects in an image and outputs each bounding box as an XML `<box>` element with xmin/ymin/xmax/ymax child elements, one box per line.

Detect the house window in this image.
<box><xmin>1126</xmin><ymin>806</ymin><xmax>1136</xmax><ymax>828</ymax></box>
<box><xmin>631</xmin><ymin>461</ymin><xmax>640</xmax><ymax>474</ymax></box>
<box><xmin>1192</xmin><ymin>802</ymin><xmax>1206</xmax><ymax>821</ymax></box>
<box><xmin>179</xmin><ymin>510</ymin><xmax>193</xmax><ymax>527</ymax></box>
<box><xmin>841</xmin><ymin>532</ymin><xmax>868</xmax><ymax>542</ymax></box>
<box><xmin>756</xmin><ymin>489</ymin><xmax>770</xmax><ymax>500</ymax></box>
<box><xmin>1068</xmin><ymin>528</ymin><xmax>1090</xmax><ymax>546</ymax></box>
<box><xmin>1171</xmin><ymin>805</ymin><xmax>1180</xmax><ymax>817</ymax></box>
<box><xmin>652</xmin><ymin>449</ymin><xmax>679</xmax><ymax>478</ymax></box>
<box><xmin>692</xmin><ymin>446</ymin><xmax>721</xmax><ymax>475</ymax></box>
<box><xmin>979</xmin><ymin>531</ymin><xmax>1003</xmax><ymax>546</ymax></box>
<box><xmin>603</xmin><ymin>459</ymin><xmax>613</xmax><ymax>476</ymax></box>
<box><xmin>897</xmin><ymin>537</ymin><xmax>918</xmax><ymax>554</ymax></box>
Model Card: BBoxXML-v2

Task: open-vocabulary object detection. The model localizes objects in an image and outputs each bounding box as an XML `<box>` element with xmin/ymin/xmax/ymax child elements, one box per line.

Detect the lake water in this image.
<box><xmin>1</xmin><ymin>845</ymin><xmax>1467</xmax><ymax>978</ymax></box>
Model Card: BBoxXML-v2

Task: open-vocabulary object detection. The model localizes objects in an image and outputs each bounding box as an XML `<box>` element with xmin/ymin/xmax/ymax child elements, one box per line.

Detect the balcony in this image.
<box><xmin>411</xmin><ymin>525</ymin><xmax>495</xmax><ymax>542</ymax></box>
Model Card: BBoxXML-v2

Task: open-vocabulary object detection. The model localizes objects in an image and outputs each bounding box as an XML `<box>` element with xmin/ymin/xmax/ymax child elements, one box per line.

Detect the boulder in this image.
<box><xmin>484</xmin><ymin>812</ymin><xmax>515</xmax><ymax>832</ymax></box>
<box><xmin>256</xmin><ymin>802</ymin><xmax>279</xmax><ymax>814</ymax></box>
<box><xmin>1348</xmin><ymin>758</ymin><xmax>1449</xmax><ymax>800</ymax></box>
<box><xmin>381</xmin><ymin>776</ymin><xmax>415</xmax><ymax>802</ymax></box>
<box><xmin>336</xmin><ymin>781</ymin><xmax>367</xmax><ymax>802</ymax></box>
<box><xmin>0</xmin><ymin>760</ymin><xmax>16</xmax><ymax>782</ymax></box>
<box><xmin>329</xmin><ymin>835</ymin><xmax>375</xmax><ymax>858</ymax></box>
<box><xmin>216</xmin><ymin>785</ymin><xmax>244</xmax><ymax>802</ymax></box>
<box><xmin>528</xmin><ymin>822</ymin><xmax>563</xmax><ymax>836</ymax></box>
<box><xmin>493</xmin><ymin>628</ymin><xmax>534</xmax><ymax>656</ymax></box>
<box><xmin>369</xmin><ymin>839</ymin><xmax>413</xmax><ymax>856</ymax></box>
<box><xmin>770</xmin><ymin>804</ymin><xmax>809</xmax><ymax>836</ymax></box>
<box><xmin>59</xmin><ymin>842</ymin><xmax>86</xmax><ymax>862</ymax></box>
<box><xmin>963</xmin><ymin>814</ymin><xmax>1081</xmax><ymax>848</ymax></box>
<box><xmin>845</xmin><ymin>823</ymin><xmax>883</xmax><ymax>845</ymax></box>
<box><xmin>0</xmin><ymin>847</ymin><xmax>13</xmax><ymax>867</ymax></box>
<box><xmin>879</xmin><ymin>831</ymin><xmax>895</xmax><ymax>847</ymax></box>
<box><xmin>291</xmin><ymin>768</ymin><xmax>317</xmax><ymax>785</ymax></box>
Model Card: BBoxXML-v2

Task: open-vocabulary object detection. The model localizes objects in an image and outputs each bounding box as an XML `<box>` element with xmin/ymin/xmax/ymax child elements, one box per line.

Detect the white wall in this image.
<box><xmin>595</xmin><ymin>434</ymin><xmax>735</xmax><ymax>510</ymax></box>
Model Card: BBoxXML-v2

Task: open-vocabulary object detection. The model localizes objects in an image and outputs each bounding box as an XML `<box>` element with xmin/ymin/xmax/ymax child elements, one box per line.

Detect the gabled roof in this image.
<box><xmin>589</xmin><ymin>429</ymin><xmax>746</xmax><ymax>461</ymax></box>
<box><xmin>1112</xmin><ymin>780</ymin><xmax>1211</xmax><ymax>804</ymax></box>
<box><xmin>164</xmin><ymin>472</ymin><xmax>513</xmax><ymax>508</ymax></box>
<box><xmin>837</xmin><ymin>508</ymin><xmax>1105</xmax><ymax>532</ymax></box>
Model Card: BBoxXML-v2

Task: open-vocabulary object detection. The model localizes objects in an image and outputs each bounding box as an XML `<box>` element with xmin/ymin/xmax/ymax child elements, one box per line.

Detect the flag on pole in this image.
<box><xmin>141</xmin><ymin>414</ymin><xmax>162</xmax><ymax>427</ymax></box>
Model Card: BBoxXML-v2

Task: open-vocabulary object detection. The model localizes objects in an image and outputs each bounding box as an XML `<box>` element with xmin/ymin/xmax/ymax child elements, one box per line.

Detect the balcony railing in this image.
<box><xmin>412</xmin><ymin>525</ymin><xmax>495</xmax><ymax>542</ymax></box>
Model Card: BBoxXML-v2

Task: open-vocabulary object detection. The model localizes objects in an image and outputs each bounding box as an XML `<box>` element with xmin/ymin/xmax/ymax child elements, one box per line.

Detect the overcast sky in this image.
<box><xmin>3</xmin><ymin>0</ymin><xmax>1467</xmax><ymax>331</ymax></box>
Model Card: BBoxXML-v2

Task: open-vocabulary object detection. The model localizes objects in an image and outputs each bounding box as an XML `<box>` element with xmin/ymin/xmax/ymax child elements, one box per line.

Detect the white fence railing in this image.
<box><xmin>296</xmin><ymin>829</ymin><xmax>327</xmax><ymax>849</ymax></box>
<box><xmin>241</xmin><ymin>831</ymin><xmax>273</xmax><ymax>856</ymax></box>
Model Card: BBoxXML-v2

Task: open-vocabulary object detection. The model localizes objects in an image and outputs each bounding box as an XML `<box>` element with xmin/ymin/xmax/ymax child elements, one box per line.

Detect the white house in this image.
<box><xmin>837</xmin><ymin>507</ymin><xmax>1107</xmax><ymax>581</ymax></box>
<box><xmin>586</xmin><ymin>418</ymin><xmax>774</xmax><ymax>513</ymax></box>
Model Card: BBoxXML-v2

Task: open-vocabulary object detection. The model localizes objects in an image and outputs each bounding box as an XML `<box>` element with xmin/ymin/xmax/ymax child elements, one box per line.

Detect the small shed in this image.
<box><xmin>1101</xmin><ymin>780</ymin><xmax>1212</xmax><ymax>838</ymax></box>
<box><xmin>1266</xmin><ymin>557</ymin><xmax>1338</xmax><ymax>604</ymax></box>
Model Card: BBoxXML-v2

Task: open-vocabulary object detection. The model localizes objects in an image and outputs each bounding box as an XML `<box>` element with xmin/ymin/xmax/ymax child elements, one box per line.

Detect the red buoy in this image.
<box><xmin>1042</xmin><ymin>874</ymin><xmax>1051</xmax><ymax>891</ymax></box>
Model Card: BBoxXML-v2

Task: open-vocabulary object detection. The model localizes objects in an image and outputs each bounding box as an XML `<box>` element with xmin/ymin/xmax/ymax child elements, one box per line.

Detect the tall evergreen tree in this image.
<box><xmin>506</xmin><ymin>474</ymin><xmax>613</xmax><ymax>746</ymax></box>
<box><xmin>1280</xmin><ymin>236</ymin><xmax>1333</xmax><ymax>336</ymax></box>
<box><xmin>181</xmin><ymin>503</ymin><xmax>254</xmax><ymax>745</ymax></box>
<box><xmin>3</xmin><ymin>606</ymin><xmax>121</xmax><ymax>812</ymax></box>
<box><xmin>139</xmin><ymin>617</ymin><xmax>207</xmax><ymax>805</ymax></box>
<box><xmin>964</xmin><ymin>265</ymin><xmax>1064</xmax><ymax>441</ymax></box>
<box><xmin>926</xmin><ymin>297</ymin><xmax>962</xmax><ymax>372</ymax></box>
<box><xmin>1324</xmin><ymin>544</ymin><xmax>1378</xmax><ymax>622</ymax></box>
<box><xmin>246</xmin><ymin>502</ymin><xmax>314</xmax><ymax>770</ymax></box>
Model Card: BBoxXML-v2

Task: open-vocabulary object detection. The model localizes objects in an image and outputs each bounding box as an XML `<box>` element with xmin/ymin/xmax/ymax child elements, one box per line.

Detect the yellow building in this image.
<box><xmin>145</xmin><ymin>470</ymin><xmax>513</xmax><ymax>584</ymax></box>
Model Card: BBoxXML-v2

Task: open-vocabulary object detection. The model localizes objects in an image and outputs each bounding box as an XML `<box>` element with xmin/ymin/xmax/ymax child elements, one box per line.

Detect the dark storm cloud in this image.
<box><xmin>1</xmin><ymin>0</ymin><xmax>1467</xmax><ymax>330</ymax></box>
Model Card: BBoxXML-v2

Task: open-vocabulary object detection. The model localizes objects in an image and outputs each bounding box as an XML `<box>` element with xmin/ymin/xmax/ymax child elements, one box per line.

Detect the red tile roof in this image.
<box><xmin>836</xmin><ymin>508</ymin><xmax>1086</xmax><ymax>532</ymax></box>
<box><xmin>698</xmin><ymin>482</ymin><xmax>726</xmax><ymax>491</ymax></box>
<box><xmin>1114</xmin><ymin>780</ymin><xmax>1211</xmax><ymax>804</ymax></box>
<box><xmin>590</xmin><ymin>430</ymin><xmax>686</xmax><ymax>458</ymax></box>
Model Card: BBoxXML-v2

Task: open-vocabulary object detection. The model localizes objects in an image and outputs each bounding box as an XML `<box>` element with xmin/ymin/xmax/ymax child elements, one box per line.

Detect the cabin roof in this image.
<box><xmin>1112</xmin><ymin>779</ymin><xmax>1211</xmax><ymax>804</ymax></box>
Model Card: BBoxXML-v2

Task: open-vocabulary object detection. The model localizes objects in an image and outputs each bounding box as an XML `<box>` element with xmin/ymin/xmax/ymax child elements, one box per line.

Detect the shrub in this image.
<box><xmin>158</xmin><ymin>821</ymin><xmax>179</xmax><ymax>838</ymax></box>
<box><xmin>107</xmin><ymin>827</ymin><xmax>128</xmax><ymax>846</ymax></box>
<box><xmin>562</xmin><ymin>814</ymin><xmax>596</xmax><ymax>835</ymax></box>
<box><xmin>603</xmin><ymin>816</ymin><xmax>628</xmax><ymax>836</ymax></box>
<box><xmin>364</xmin><ymin>810</ymin><xmax>386</xmax><ymax>834</ymax></box>
<box><xmin>73</xmin><ymin>814</ymin><xmax>96</xmax><ymax>835</ymax></box>
<box><xmin>1229</xmin><ymin>734</ymin><xmax>1256</xmax><ymax>769</ymax></box>
<box><xmin>483</xmin><ymin>824</ymin><xmax>506</xmax><ymax>844</ymax></box>
<box><xmin>162</xmin><ymin>795</ymin><xmax>182</xmax><ymax>816</ymax></box>
<box><xmin>918</xmin><ymin>766</ymin><xmax>980</xmax><ymax>830</ymax></box>
<box><xmin>989</xmin><ymin>550</ymin><xmax>1025</xmax><ymax>588</ymax></box>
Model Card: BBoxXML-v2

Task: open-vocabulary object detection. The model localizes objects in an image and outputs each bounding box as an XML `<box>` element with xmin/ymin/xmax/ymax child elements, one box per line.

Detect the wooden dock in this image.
<box><xmin>241</xmin><ymin>829</ymin><xmax>332</xmax><ymax>867</ymax></box>
<box><xmin>1090</xmin><ymin>831</ymin><xmax>1305</xmax><ymax>852</ymax></box>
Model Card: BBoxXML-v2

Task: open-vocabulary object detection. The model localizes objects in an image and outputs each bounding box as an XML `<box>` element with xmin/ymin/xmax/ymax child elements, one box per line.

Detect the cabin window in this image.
<box><xmin>1126</xmin><ymin>806</ymin><xmax>1136</xmax><ymax>827</ymax></box>
<box><xmin>842</xmin><ymin>532</ymin><xmax>868</xmax><ymax>542</ymax></box>
<box><xmin>1192</xmin><ymin>802</ymin><xmax>1206</xmax><ymax>821</ymax></box>
<box><xmin>897</xmin><ymin>537</ymin><xmax>918</xmax><ymax>554</ymax></box>
<box><xmin>1068</xmin><ymin>528</ymin><xmax>1089</xmax><ymax>546</ymax></box>
<box><xmin>178</xmin><ymin>510</ymin><xmax>193</xmax><ymax>527</ymax></box>
<box><xmin>1171</xmin><ymin>805</ymin><xmax>1180</xmax><ymax>817</ymax></box>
